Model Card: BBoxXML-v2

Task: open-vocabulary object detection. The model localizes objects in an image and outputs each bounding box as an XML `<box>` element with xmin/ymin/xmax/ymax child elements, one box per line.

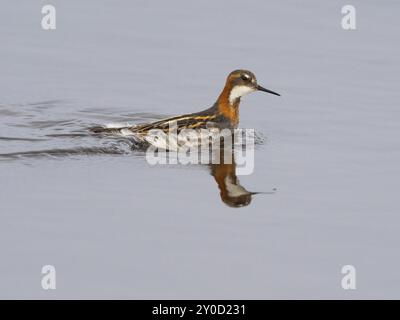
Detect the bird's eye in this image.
<box><xmin>241</xmin><ymin>74</ymin><xmax>251</xmax><ymax>81</ymax></box>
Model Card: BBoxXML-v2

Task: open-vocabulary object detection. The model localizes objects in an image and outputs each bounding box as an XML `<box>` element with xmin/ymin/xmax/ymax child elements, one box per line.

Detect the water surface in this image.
<box><xmin>1</xmin><ymin>0</ymin><xmax>400</xmax><ymax>298</ymax></box>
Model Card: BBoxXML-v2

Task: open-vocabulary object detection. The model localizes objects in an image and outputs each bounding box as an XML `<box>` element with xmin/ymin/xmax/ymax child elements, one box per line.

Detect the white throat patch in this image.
<box><xmin>229</xmin><ymin>85</ymin><xmax>255</xmax><ymax>104</ymax></box>
<box><xmin>224</xmin><ymin>176</ymin><xmax>249</xmax><ymax>197</ymax></box>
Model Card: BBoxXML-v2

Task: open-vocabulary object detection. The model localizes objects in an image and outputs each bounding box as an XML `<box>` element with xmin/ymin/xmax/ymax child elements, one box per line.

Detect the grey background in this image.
<box><xmin>0</xmin><ymin>0</ymin><xmax>399</xmax><ymax>298</ymax></box>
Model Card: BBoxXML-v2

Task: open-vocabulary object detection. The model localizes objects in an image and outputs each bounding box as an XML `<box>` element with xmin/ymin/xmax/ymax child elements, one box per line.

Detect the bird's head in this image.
<box><xmin>225</xmin><ymin>69</ymin><xmax>280</xmax><ymax>104</ymax></box>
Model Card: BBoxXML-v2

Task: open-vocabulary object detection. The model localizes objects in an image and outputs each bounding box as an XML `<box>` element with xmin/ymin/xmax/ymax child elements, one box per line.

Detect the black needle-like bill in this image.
<box><xmin>257</xmin><ymin>85</ymin><xmax>280</xmax><ymax>96</ymax></box>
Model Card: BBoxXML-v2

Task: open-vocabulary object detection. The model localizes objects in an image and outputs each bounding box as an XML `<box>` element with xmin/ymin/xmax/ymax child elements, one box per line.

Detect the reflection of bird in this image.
<box><xmin>211</xmin><ymin>161</ymin><xmax>254</xmax><ymax>208</ymax></box>
<box><xmin>210</xmin><ymin>149</ymin><xmax>256</xmax><ymax>208</ymax></box>
<box><xmin>90</xmin><ymin>70</ymin><xmax>280</xmax><ymax>138</ymax></box>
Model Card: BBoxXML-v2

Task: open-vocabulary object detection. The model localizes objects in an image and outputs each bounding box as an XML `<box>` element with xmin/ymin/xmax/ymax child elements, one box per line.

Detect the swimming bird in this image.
<box><xmin>90</xmin><ymin>69</ymin><xmax>280</xmax><ymax>138</ymax></box>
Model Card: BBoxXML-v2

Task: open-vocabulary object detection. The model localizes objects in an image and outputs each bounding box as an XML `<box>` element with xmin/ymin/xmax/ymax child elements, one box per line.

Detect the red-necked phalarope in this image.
<box><xmin>90</xmin><ymin>69</ymin><xmax>280</xmax><ymax>139</ymax></box>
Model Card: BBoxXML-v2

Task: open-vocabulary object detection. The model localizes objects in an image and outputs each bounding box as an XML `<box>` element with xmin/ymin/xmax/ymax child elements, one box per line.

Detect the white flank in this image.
<box><xmin>105</xmin><ymin>122</ymin><xmax>132</xmax><ymax>129</ymax></box>
<box><xmin>119</xmin><ymin>128</ymin><xmax>136</xmax><ymax>136</ymax></box>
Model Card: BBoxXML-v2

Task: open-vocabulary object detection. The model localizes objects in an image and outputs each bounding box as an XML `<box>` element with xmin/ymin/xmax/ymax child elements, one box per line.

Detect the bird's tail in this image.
<box><xmin>89</xmin><ymin>125</ymin><xmax>126</xmax><ymax>135</ymax></box>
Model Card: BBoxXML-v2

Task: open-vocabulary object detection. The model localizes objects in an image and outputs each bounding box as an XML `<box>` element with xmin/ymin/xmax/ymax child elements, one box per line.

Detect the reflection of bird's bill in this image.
<box><xmin>217</xmin><ymin>183</ymin><xmax>276</xmax><ymax>208</ymax></box>
<box><xmin>252</xmin><ymin>189</ymin><xmax>277</xmax><ymax>195</ymax></box>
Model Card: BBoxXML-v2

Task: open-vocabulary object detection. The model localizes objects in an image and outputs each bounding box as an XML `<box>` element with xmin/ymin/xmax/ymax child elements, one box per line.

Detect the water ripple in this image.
<box><xmin>0</xmin><ymin>101</ymin><xmax>265</xmax><ymax>163</ymax></box>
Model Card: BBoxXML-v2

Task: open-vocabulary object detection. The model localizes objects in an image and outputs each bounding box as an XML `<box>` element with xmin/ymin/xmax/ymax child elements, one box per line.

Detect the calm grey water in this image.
<box><xmin>1</xmin><ymin>0</ymin><xmax>400</xmax><ymax>298</ymax></box>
